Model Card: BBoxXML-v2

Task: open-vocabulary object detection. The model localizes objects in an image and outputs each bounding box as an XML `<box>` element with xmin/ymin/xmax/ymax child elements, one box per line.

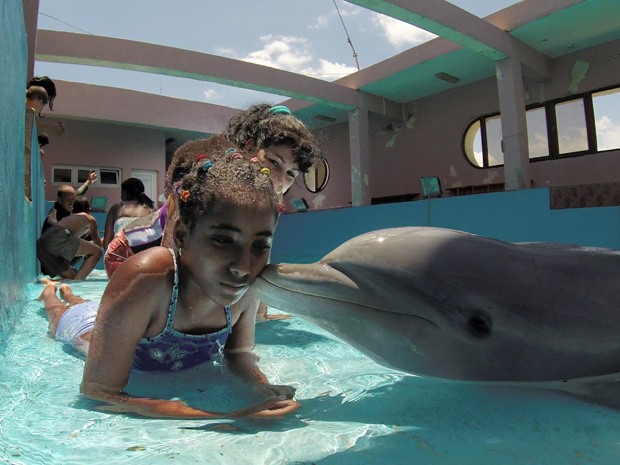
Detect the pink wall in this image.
<box><xmin>284</xmin><ymin>124</ymin><xmax>352</xmax><ymax>212</ymax></box>
<box><xmin>39</xmin><ymin>118</ymin><xmax>166</xmax><ymax>205</ymax></box>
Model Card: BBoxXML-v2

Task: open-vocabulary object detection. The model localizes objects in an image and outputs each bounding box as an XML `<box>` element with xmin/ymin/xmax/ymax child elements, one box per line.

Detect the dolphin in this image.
<box><xmin>255</xmin><ymin>227</ymin><xmax>620</xmax><ymax>408</ymax></box>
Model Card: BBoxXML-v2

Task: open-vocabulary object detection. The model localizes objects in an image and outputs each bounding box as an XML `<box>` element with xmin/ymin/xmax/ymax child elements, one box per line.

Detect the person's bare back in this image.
<box><xmin>57</xmin><ymin>213</ymin><xmax>103</xmax><ymax>248</ymax></box>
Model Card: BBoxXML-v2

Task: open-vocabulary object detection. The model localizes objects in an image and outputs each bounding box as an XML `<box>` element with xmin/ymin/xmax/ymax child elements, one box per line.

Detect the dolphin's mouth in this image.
<box><xmin>255</xmin><ymin>271</ymin><xmax>441</xmax><ymax>330</ymax></box>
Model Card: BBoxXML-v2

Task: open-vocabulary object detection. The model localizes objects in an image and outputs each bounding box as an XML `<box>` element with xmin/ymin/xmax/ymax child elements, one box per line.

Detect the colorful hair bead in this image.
<box><xmin>260</xmin><ymin>167</ymin><xmax>271</xmax><ymax>176</ymax></box>
<box><xmin>268</xmin><ymin>105</ymin><xmax>292</xmax><ymax>115</ymax></box>
<box><xmin>180</xmin><ymin>189</ymin><xmax>191</xmax><ymax>202</ymax></box>
<box><xmin>195</xmin><ymin>153</ymin><xmax>208</xmax><ymax>162</ymax></box>
<box><xmin>224</xmin><ymin>148</ymin><xmax>236</xmax><ymax>155</ymax></box>
<box><xmin>202</xmin><ymin>161</ymin><xmax>213</xmax><ymax>171</ymax></box>
<box><xmin>230</xmin><ymin>152</ymin><xmax>243</xmax><ymax>161</ymax></box>
<box><xmin>278</xmin><ymin>203</ymin><xmax>286</xmax><ymax>214</ymax></box>
<box><xmin>250</xmin><ymin>156</ymin><xmax>260</xmax><ymax>163</ymax></box>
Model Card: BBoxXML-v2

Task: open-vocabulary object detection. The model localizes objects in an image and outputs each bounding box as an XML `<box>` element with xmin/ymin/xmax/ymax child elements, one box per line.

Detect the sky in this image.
<box><xmin>35</xmin><ymin>0</ymin><xmax>517</xmax><ymax>109</ymax></box>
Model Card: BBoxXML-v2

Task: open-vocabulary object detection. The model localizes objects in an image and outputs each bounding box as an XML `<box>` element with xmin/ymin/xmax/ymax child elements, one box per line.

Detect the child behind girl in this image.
<box><xmin>103</xmin><ymin>104</ymin><xmax>321</xmax><ymax>278</ymax></box>
<box><xmin>38</xmin><ymin>150</ymin><xmax>298</xmax><ymax>419</ymax></box>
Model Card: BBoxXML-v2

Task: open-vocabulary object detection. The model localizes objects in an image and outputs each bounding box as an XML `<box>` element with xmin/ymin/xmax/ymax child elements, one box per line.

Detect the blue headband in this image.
<box><xmin>268</xmin><ymin>105</ymin><xmax>292</xmax><ymax>115</ymax></box>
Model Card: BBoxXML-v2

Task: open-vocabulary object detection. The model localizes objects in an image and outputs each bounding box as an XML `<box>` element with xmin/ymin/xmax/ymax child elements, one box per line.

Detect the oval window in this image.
<box><xmin>304</xmin><ymin>157</ymin><xmax>330</xmax><ymax>193</ymax></box>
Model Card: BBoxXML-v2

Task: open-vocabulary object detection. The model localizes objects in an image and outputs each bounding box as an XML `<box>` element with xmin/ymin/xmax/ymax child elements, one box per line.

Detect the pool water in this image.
<box><xmin>1</xmin><ymin>271</ymin><xmax>619</xmax><ymax>464</ymax></box>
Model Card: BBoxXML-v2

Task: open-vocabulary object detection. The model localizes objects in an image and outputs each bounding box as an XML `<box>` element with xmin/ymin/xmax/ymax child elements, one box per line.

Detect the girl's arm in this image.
<box><xmin>81</xmin><ymin>249</ymin><xmax>284</xmax><ymax>419</ymax></box>
<box><xmin>225</xmin><ymin>291</ymin><xmax>299</xmax><ymax>409</ymax></box>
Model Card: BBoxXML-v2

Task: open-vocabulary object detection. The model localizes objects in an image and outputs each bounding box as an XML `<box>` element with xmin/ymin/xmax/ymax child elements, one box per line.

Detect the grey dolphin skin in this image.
<box><xmin>254</xmin><ymin>227</ymin><xmax>620</xmax><ymax>409</ymax></box>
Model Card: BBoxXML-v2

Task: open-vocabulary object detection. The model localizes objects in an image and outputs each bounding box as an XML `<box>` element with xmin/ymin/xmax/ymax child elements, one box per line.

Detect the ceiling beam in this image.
<box><xmin>35</xmin><ymin>30</ymin><xmax>404</xmax><ymax>120</ymax></box>
<box><xmin>345</xmin><ymin>0</ymin><xmax>552</xmax><ymax>80</ymax></box>
<box><xmin>46</xmin><ymin>80</ymin><xmax>237</xmax><ymax>135</ymax></box>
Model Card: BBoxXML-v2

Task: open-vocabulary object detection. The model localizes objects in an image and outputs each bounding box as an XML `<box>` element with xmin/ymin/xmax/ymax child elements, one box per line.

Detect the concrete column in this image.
<box><xmin>496</xmin><ymin>58</ymin><xmax>530</xmax><ymax>190</ymax></box>
<box><xmin>349</xmin><ymin>108</ymin><xmax>371</xmax><ymax>206</ymax></box>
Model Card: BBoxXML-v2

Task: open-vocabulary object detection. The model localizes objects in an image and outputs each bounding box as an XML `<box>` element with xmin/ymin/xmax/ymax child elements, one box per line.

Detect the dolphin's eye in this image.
<box><xmin>468</xmin><ymin>315</ymin><xmax>491</xmax><ymax>338</ymax></box>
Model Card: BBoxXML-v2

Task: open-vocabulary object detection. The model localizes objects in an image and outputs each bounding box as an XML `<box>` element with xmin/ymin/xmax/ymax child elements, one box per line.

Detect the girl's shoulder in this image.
<box><xmin>107</xmin><ymin>247</ymin><xmax>174</xmax><ymax>289</ymax></box>
<box><xmin>105</xmin><ymin>247</ymin><xmax>175</xmax><ymax>301</ymax></box>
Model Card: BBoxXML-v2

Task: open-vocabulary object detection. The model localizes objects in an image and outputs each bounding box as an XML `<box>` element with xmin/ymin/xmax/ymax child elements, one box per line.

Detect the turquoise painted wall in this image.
<box><xmin>271</xmin><ymin>189</ymin><xmax>620</xmax><ymax>263</ymax></box>
<box><xmin>0</xmin><ymin>0</ymin><xmax>45</xmax><ymax>344</ymax></box>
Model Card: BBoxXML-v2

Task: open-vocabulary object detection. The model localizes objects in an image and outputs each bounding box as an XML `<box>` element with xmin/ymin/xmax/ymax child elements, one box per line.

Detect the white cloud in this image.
<box><xmin>373</xmin><ymin>14</ymin><xmax>436</xmax><ymax>48</ymax></box>
<box><xmin>244</xmin><ymin>35</ymin><xmax>313</xmax><ymax>71</ymax></box>
<box><xmin>202</xmin><ymin>89</ymin><xmax>220</xmax><ymax>101</ymax></box>
<box><xmin>241</xmin><ymin>35</ymin><xmax>357</xmax><ymax>80</ymax></box>
<box><xmin>596</xmin><ymin>115</ymin><xmax>620</xmax><ymax>150</ymax></box>
<box><xmin>309</xmin><ymin>14</ymin><xmax>331</xmax><ymax>29</ymax></box>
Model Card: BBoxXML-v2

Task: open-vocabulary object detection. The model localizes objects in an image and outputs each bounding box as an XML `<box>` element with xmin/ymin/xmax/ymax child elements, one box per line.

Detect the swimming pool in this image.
<box><xmin>1</xmin><ymin>271</ymin><xmax>619</xmax><ymax>464</ymax></box>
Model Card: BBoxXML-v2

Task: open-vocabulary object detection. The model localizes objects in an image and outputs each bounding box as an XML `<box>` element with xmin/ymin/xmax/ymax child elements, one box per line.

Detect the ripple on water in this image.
<box><xmin>1</xmin><ymin>276</ymin><xmax>619</xmax><ymax>464</ymax></box>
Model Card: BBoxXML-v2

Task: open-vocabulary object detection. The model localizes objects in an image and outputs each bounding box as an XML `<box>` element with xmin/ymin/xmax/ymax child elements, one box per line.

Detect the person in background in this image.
<box><xmin>37</xmin><ymin>196</ymin><xmax>103</xmax><ymax>280</ymax></box>
<box><xmin>25</xmin><ymin>86</ymin><xmax>48</xmax><ymax>116</ymax></box>
<box><xmin>38</xmin><ymin>151</ymin><xmax>298</xmax><ymax>419</ymax></box>
<box><xmin>38</xmin><ymin>132</ymin><xmax>50</xmax><ymax>157</ymax></box>
<box><xmin>103</xmin><ymin>178</ymin><xmax>154</xmax><ymax>250</ymax></box>
<box><xmin>42</xmin><ymin>171</ymin><xmax>99</xmax><ymax>234</ymax></box>
<box><xmin>27</xmin><ymin>76</ymin><xmax>56</xmax><ymax>111</ymax></box>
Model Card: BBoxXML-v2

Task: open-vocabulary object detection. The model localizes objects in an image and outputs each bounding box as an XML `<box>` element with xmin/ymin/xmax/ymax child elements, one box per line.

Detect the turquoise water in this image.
<box><xmin>1</xmin><ymin>271</ymin><xmax>619</xmax><ymax>464</ymax></box>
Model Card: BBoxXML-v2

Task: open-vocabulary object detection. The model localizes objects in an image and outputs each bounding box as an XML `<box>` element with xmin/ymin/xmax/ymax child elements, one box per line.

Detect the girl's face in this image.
<box><xmin>255</xmin><ymin>144</ymin><xmax>300</xmax><ymax>196</ymax></box>
<box><xmin>178</xmin><ymin>199</ymin><xmax>276</xmax><ymax>307</ymax></box>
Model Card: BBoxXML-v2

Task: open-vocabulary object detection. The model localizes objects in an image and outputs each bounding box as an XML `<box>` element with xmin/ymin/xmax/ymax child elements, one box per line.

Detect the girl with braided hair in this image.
<box><xmin>38</xmin><ymin>150</ymin><xmax>299</xmax><ymax>419</ymax></box>
<box><xmin>103</xmin><ymin>104</ymin><xmax>321</xmax><ymax>278</ymax></box>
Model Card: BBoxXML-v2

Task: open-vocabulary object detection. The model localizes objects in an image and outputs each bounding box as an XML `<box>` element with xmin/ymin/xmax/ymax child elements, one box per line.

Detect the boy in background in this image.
<box><xmin>37</xmin><ymin>196</ymin><xmax>103</xmax><ymax>280</ymax></box>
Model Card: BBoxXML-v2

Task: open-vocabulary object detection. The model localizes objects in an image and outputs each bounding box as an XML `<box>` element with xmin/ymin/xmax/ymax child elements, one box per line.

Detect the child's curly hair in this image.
<box><xmin>223</xmin><ymin>103</ymin><xmax>321</xmax><ymax>173</ymax></box>
<box><xmin>164</xmin><ymin>135</ymin><xmax>233</xmax><ymax>196</ymax></box>
<box><xmin>176</xmin><ymin>152</ymin><xmax>280</xmax><ymax>231</ymax></box>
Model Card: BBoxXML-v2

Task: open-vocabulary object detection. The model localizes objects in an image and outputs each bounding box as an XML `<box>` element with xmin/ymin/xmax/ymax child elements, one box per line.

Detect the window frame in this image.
<box><xmin>462</xmin><ymin>84</ymin><xmax>620</xmax><ymax>169</ymax></box>
<box><xmin>50</xmin><ymin>165</ymin><xmax>122</xmax><ymax>188</ymax></box>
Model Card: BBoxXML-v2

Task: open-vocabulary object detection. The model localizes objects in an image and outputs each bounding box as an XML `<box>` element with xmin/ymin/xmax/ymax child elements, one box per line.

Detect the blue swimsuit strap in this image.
<box><xmin>163</xmin><ymin>248</ymin><xmax>180</xmax><ymax>330</ymax></box>
<box><xmin>164</xmin><ymin>248</ymin><xmax>232</xmax><ymax>333</ymax></box>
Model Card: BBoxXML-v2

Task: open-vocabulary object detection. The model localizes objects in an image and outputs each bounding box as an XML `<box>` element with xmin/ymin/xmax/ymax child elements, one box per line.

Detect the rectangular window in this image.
<box><xmin>77</xmin><ymin>169</ymin><xmax>92</xmax><ymax>183</ymax></box>
<box><xmin>592</xmin><ymin>88</ymin><xmax>620</xmax><ymax>151</ymax></box>
<box><xmin>51</xmin><ymin>165</ymin><xmax>121</xmax><ymax>188</ymax></box>
<box><xmin>526</xmin><ymin>107</ymin><xmax>548</xmax><ymax>159</ymax></box>
<box><xmin>53</xmin><ymin>167</ymin><xmax>72</xmax><ymax>183</ymax></box>
<box><xmin>99</xmin><ymin>169</ymin><xmax>120</xmax><ymax>185</ymax></box>
<box><xmin>555</xmin><ymin>99</ymin><xmax>588</xmax><ymax>155</ymax></box>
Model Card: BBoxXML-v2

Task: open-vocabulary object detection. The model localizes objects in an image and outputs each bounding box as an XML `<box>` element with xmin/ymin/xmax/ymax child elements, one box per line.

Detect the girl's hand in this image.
<box><xmin>255</xmin><ymin>383</ymin><xmax>296</xmax><ymax>399</ymax></box>
<box><xmin>233</xmin><ymin>397</ymin><xmax>301</xmax><ymax>419</ymax></box>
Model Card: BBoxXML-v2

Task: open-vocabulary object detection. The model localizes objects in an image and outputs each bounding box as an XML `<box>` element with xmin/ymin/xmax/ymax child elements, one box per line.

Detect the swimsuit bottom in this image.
<box><xmin>55</xmin><ymin>301</ymin><xmax>99</xmax><ymax>345</ymax></box>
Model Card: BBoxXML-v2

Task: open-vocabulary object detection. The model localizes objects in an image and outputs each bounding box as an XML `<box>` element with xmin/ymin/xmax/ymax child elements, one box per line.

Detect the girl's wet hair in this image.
<box><xmin>164</xmin><ymin>135</ymin><xmax>233</xmax><ymax>196</ymax></box>
<box><xmin>223</xmin><ymin>103</ymin><xmax>321</xmax><ymax>173</ymax></box>
<box><xmin>176</xmin><ymin>152</ymin><xmax>280</xmax><ymax>231</ymax></box>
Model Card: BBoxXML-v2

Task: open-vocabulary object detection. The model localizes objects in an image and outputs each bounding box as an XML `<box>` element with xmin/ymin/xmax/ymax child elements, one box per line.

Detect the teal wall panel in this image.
<box><xmin>0</xmin><ymin>0</ymin><xmax>43</xmax><ymax>345</ymax></box>
<box><xmin>271</xmin><ymin>189</ymin><xmax>620</xmax><ymax>263</ymax></box>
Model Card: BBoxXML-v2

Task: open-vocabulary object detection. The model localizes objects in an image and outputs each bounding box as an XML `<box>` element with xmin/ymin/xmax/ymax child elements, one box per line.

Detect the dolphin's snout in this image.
<box><xmin>259</xmin><ymin>263</ymin><xmax>358</xmax><ymax>292</ymax></box>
